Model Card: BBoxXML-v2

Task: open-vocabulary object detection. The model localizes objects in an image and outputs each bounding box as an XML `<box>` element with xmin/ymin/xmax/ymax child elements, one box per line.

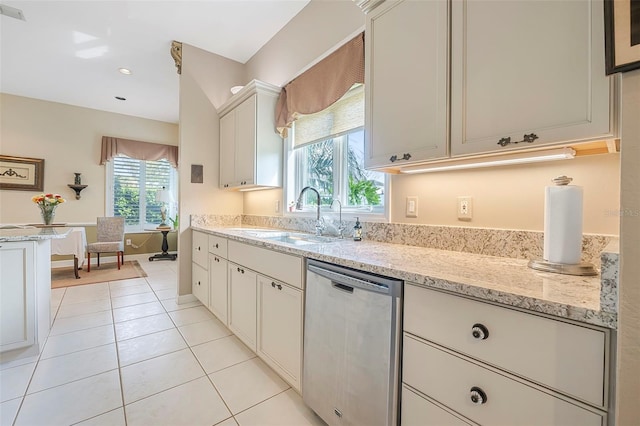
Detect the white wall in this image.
<box><xmin>0</xmin><ymin>93</ymin><xmax>177</xmax><ymax>224</ymax></box>
<box><xmin>177</xmin><ymin>44</ymin><xmax>245</xmax><ymax>296</ymax></box>
<box><xmin>244</xmin><ymin>0</ymin><xmax>365</xmax><ymax>87</ymax></box>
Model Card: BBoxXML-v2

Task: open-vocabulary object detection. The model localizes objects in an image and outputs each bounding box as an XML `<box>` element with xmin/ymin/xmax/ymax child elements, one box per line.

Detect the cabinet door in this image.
<box><xmin>0</xmin><ymin>242</ymin><xmax>36</xmax><ymax>352</ymax></box>
<box><xmin>257</xmin><ymin>276</ymin><xmax>303</xmax><ymax>391</ymax></box>
<box><xmin>228</xmin><ymin>263</ymin><xmax>257</xmax><ymax>351</ymax></box>
<box><xmin>234</xmin><ymin>95</ymin><xmax>257</xmax><ymax>187</ymax></box>
<box><xmin>192</xmin><ymin>263</ymin><xmax>208</xmax><ymax>306</ymax></box>
<box><xmin>451</xmin><ymin>0</ymin><xmax>612</xmax><ymax>156</ymax></box>
<box><xmin>219</xmin><ymin>111</ymin><xmax>236</xmax><ymax>189</ymax></box>
<box><xmin>208</xmin><ymin>254</ymin><xmax>228</xmax><ymax>325</ymax></box>
<box><xmin>365</xmin><ymin>0</ymin><xmax>449</xmax><ymax>169</ymax></box>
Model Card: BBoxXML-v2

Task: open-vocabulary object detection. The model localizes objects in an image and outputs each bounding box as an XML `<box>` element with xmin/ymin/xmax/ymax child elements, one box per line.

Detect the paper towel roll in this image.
<box><xmin>543</xmin><ymin>184</ymin><xmax>583</xmax><ymax>264</ymax></box>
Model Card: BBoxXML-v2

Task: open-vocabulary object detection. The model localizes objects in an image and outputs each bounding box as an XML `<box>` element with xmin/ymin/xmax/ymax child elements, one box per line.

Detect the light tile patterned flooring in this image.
<box><xmin>1</xmin><ymin>255</ymin><xmax>324</xmax><ymax>426</ymax></box>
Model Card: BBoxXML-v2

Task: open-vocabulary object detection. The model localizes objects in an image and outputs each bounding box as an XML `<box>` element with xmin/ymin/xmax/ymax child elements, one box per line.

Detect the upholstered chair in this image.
<box><xmin>86</xmin><ymin>217</ymin><xmax>125</xmax><ymax>272</ymax></box>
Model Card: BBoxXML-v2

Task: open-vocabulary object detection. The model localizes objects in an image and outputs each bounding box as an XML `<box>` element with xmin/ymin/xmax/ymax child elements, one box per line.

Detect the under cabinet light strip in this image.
<box><xmin>400</xmin><ymin>147</ymin><xmax>576</xmax><ymax>174</ymax></box>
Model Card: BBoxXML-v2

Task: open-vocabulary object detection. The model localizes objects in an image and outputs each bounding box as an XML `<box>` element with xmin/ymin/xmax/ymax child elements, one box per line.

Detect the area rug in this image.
<box><xmin>51</xmin><ymin>260</ymin><xmax>147</xmax><ymax>289</ymax></box>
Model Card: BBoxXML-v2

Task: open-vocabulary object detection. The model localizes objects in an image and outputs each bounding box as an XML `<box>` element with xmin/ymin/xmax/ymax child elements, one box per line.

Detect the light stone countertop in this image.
<box><xmin>0</xmin><ymin>226</ymin><xmax>72</xmax><ymax>242</ymax></box>
<box><xmin>192</xmin><ymin>225</ymin><xmax>617</xmax><ymax>329</ymax></box>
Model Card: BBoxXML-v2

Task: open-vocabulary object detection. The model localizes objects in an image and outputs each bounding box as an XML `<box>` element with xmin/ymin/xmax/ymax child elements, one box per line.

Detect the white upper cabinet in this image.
<box><xmin>450</xmin><ymin>0</ymin><xmax>614</xmax><ymax>157</ymax></box>
<box><xmin>364</xmin><ymin>0</ymin><xmax>449</xmax><ymax>169</ymax></box>
<box><xmin>218</xmin><ymin>80</ymin><xmax>282</xmax><ymax>190</ymax></box>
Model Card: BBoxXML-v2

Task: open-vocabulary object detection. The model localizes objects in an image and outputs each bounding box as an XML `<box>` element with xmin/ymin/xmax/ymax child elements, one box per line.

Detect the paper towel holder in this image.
<box><xmin>528</xmin><ymin>174</ymin><xmax>597</xmax><ymax>276</ymax></box>
<box><xmin>528</xmin><ymin>259</ymin><xmax>597</xmax><ymax>276</ymax></box>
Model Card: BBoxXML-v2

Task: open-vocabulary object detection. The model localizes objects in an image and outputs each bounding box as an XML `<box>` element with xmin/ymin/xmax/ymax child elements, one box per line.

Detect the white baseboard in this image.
<box><xmin>177</xmin><ymin>294</ymin><xmax>197</xmax><ymax>304</ymax></box>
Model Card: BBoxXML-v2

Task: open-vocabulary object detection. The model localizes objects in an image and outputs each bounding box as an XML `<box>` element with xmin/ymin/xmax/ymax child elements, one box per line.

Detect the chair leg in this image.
<box><xmin>97</xmin><ymin>253</ymin><xmax>100</xmax><ymax>267</ymax></box>
<box><xmin>87</xmin><ymin>252</ymin><xmax>91</xmax><ymax>272</ymax></box>
<box><xmin>117</xmin><ymin>251</ymin><xmax>122</xmax><ymax>270</ymax></box>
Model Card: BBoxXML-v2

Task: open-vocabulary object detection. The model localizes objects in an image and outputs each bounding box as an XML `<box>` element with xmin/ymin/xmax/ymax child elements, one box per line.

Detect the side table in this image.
<box><xmin>149</xmin><ymin>226</ymin><xmax>177</xmax><ymax>261</ymax></box>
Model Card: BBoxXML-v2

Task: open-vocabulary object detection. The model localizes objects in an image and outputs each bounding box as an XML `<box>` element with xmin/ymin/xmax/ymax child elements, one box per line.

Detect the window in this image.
<box><xmin>286</xmin><ymin>85</ymin><xmax>386</xmax><ymax>215</ymax></box>
<box><xmin>106</xmin><ymin>156</ymin><xmax>177</xmax><ymax>231</ymax></box>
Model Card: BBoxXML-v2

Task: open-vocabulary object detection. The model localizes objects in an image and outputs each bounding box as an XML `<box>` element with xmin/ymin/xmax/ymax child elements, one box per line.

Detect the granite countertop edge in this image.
<box><xmin>192</xmin><ymin>225</ymin><xmax>617</xmax><ymax>330</ymax></box>
<box><xmin>0</xmin><ymin>227</ymin><xmax>72</xmax><ymax>242</ymax></box>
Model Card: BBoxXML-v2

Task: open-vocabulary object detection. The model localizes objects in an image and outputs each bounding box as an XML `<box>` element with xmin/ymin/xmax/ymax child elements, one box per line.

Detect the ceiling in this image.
<box><xmin>0</xmin><ymin>1</ymin><xmax>310</xmax><ymax>123</ymax></box>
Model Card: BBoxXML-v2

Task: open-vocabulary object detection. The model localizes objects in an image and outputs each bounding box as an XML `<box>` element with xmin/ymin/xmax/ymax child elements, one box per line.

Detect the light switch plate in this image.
<box><xmin>406</xmin><ymin>196</ymin><xmax>418</xmax><ymax>218</ymax></box>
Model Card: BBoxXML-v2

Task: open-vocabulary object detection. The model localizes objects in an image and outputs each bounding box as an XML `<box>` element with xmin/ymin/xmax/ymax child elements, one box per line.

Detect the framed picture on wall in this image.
<box><xmin>605</xmin><ymin>0</ymin><xmax>640</xmax><ymax>74</ymax></box>
<box><xmin>0</xmin><ymin>155</ymin><xmax>45</xmax><ymax>191</ymax></box>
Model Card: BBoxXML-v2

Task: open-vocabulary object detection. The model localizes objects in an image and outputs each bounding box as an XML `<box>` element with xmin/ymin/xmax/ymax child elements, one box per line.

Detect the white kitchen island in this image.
<box><xmin>0</xmin><ymin>226</ymin><xmax>71</xmax><ymax>364</ymax></box>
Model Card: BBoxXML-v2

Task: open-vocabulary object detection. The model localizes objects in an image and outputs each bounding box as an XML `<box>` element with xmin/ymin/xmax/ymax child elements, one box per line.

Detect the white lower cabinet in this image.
<box><xmin>208</xmin><ymin>253</ymin><xmax>228</xmax><ymax>324</ymax></box>
<box><xmin>0</xmin><ymin>241</ymin><xmax>36</xmax><ymax>352</ymax></box>
<box><xmin>228</xmin><ymin>263</ymin><xmax>257</xmax><ymax>351</ymax></box>
<box><xmin>402</xmin><ymin>284</ymin><xmax>610</xmax><ymax>425</ymax></box>
<box><xmin>257</xmin><ymin>275</ymin><xmax>303</xmax><ymax>392</ymax></box>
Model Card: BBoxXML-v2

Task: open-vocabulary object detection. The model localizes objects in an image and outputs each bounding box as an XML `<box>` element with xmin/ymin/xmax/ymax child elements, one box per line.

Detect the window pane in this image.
<box><xmin>112</xmin><ymin>157</ymin><xmax>175</xmax><ymax>229</ymax></box>
<box><xmin>113</xmin><ymin>157</ymin><xmax>141</xmax><ymax>226</ymax></box>
<box><xmin>299</xmin><ymin>139</ymin><xmax>334</xmax><ymax>206</ymax></box>
<box><xmin>346</xmin><ymin>130</ymin><xmax>384</xmax><ymax>208</ymax></box>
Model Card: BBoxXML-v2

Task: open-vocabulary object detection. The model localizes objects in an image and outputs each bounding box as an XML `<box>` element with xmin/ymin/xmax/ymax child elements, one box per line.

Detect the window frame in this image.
<box><xmin>283</xmin><ymin>130</ymin><xmax>389</xmax><ymax>222</ymax></box>
<box><xmin>105</xmin><ymin>155</ymin><xmax>178</xmax><ymax>232</ymax></box>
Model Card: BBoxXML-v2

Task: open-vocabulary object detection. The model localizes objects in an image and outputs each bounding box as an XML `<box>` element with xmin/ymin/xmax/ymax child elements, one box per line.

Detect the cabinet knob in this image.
<box><xmin>236</xmin><ymin>267</ymin><xmax>244</xmax><ymax>274</ymax></box>
<box><xmin>471</xmin><ymin>323</ymin><xmax>489</xmax><ymax>340</ymax></box>
<box><xmin>469</xmin><ymin>387</ymin><xmax>487</xmax><ymax>405</ymax></box>
<box><xmin>277</xmin><ymin>284</ymin><xmax>282</xmax><ymax>290</ymax></box>
<box><xmin>271</xmin><ymin>282</ymin><xmax>276</xmax><ymax>288</ymax></box>
<box><xmin>215</xmin><ymin>243</ymin><xmax>219</xmax><ymax>248</ymax></box>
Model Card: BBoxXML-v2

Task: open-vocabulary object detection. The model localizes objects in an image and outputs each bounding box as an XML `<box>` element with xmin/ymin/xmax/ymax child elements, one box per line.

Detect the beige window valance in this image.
<box><xmin>275</xmin><ymin>32</ymin><xmax>364</xmax><ymax>137</ymax></box>
<box><xmin>100</xmin><ymin>136</ymin><xmax>179</xmax><ymax>168</ymax></box>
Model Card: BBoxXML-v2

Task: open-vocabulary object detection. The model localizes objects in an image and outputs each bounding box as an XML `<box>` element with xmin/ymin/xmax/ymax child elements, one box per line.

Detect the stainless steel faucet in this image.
<box><xmin>296</xmin><ymin>186</ymin><xmax>325</xmax><ymax>236</ymax></box>
<box><xmin>331</xmin><ymin>199</ymin><xmax>346</xmax><ymax>239</ymax></box>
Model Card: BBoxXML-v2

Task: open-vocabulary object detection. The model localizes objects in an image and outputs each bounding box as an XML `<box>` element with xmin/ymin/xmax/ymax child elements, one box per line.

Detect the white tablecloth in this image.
<box><xmin>51</xmin><ymin>227</ymin><xmax>87</xmax><ymax>267</ymax></box>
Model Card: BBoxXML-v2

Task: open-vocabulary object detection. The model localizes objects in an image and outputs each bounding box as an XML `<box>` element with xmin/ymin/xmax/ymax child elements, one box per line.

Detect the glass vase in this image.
<box><xmin>40</xmin><ymin>205</ymin><xmax>56</xmax><ymax>225</ymax></box>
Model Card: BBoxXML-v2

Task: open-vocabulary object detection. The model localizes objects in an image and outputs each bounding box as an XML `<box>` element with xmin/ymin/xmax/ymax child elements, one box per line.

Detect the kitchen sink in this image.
<box><xmin>222</xmin><ymin>228</ymin><xmax>342</xmax><ymax>245</ymax></box>
<box><xmin>261</xmin><ymin>233</ymin><xmax>340</xmax><ymax>245</ymax></box>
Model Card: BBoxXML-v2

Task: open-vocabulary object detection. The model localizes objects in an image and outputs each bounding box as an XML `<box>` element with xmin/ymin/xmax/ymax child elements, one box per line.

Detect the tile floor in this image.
<box><xmin>1</xmin><ymin>255</ymin><xmax>324</xmax><ymax>426</ymax></box>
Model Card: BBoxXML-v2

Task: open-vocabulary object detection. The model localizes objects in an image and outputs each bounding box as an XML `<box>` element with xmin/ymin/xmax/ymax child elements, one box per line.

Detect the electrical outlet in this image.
<box><xmin>406</xmin><ymin>196</ymin><xmax>418</xmax><ymax>218</ymax></box>
<box><xmin>457</xmin><ymin>196</ymin><xmax>473</xmax><ymax>221</ymax></box>
<box><xmin>126</xmin><ymin>239</ymin><xmax>132</xmax><ymax>246</ymax></box>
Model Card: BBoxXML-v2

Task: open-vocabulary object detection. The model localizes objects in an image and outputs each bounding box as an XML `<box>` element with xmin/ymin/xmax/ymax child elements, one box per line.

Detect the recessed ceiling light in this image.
<box><xmin>118</xmin><ymin>68</ymin><xmax>132</xmax><ymax>75</ymax></box>
<box><xmin>115</xmin><ymin>96</ymin><xmax>126</xmax><ymax>101</ymax></box>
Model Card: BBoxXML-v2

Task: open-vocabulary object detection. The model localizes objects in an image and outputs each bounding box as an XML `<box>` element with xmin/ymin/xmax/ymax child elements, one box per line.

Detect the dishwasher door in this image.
<box><xmin>303</xmin><ymin>260</ymin><xmax>402</xmax><ymax>426</ymax></box>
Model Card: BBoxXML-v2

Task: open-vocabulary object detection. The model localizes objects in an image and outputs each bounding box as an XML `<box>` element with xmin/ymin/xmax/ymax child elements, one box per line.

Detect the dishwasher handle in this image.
<box><xmin>308</xmin><ymin>263</ymin><xmax>391</xmax><ymax>295</ymax></box>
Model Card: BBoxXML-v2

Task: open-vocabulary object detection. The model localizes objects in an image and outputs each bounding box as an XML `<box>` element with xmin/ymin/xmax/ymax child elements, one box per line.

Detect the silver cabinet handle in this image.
<box><xmin>470</xmin><ymin>387</ymin><xmax>487</xmax><ymax>405</ymax></box>
<box><xmin>471</xmin><ymin>323</ymin><xmax>489</xmax><ymax>340</ymax></box>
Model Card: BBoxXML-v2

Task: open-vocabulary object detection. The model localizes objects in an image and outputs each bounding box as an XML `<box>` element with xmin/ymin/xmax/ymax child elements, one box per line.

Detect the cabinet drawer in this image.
<box><xmin>402</xmin><ymin>384</ymin><xmax>474</xmax><ymax>426</ymax></box>
<box><xmin>403</xmin><ymin>335</ymin><xmax>605</xmax><ymax>426</ymax></box>
<box><xmin>192</xmin><ymin>231</ymin><xmax>208</xmax><ymax>268</ymax></box>
<box><xmin>228</xmin><ymin>241</ymin><xmax>303</xmax><ymax>289</ymax></box>
<box><xmin>404</xmin><ymin>284</ymin><xmax>606</xmax><ymax>407</ymax></box>
<box><xmin>208</xmin><ymin>235</ymin><xmax>228</xmax><ymax>258</ymax></box>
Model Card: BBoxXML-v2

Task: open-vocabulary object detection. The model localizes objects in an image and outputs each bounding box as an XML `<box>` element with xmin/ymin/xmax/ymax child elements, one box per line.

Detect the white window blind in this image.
<box><xmin>111</xmin><ymin>156</ymin><xmax>175</xmax><ymax>230</ymax></box>
<box><xmin>293</xmin><ymin>84</ymin><xmax>364</xmax><ymax>148</ymax></box>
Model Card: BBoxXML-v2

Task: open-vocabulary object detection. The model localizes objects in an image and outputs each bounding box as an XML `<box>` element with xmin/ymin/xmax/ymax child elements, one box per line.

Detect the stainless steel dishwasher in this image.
<box><xmin>303</xmin><ymin>259</ymin><xmax>402</xmax><ymax>426</ymax></box>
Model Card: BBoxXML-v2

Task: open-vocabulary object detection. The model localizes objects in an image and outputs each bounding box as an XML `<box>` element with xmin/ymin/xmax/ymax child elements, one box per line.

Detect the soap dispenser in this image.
<box><xmin>353</xmin><ymin>217</ymin><xmax>362</xmax><ymax>241</ymax></box>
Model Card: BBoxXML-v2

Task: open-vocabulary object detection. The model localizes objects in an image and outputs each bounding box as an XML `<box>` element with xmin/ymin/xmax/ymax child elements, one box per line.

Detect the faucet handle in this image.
<box><xmin>315</xmin><ymin>218</ymin><xmax>326</xmax><ymax>236</ymax></box>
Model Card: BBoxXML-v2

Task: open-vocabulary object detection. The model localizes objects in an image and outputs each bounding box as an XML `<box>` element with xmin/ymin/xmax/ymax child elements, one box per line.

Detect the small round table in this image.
<box><xmin>149</xmin><ymin>227</ymin><xmax>177</xmax><ymax>261</ymax></box>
